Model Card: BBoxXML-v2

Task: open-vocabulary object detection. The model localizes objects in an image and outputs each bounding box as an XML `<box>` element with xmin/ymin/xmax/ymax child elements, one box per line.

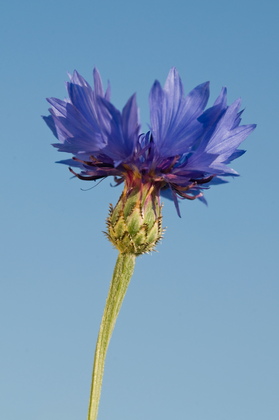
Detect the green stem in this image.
<box><xmin>87</xmin><ymin>253</ymin><xmax>136</xmax><ymax>420</ymax></box>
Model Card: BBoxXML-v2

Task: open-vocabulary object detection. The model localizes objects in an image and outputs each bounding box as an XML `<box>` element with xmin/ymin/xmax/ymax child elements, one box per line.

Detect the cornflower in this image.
<box><xmin>44</xmin><ymin>67</ymin><xmax>255</xmax><ymax>420</ymax></box>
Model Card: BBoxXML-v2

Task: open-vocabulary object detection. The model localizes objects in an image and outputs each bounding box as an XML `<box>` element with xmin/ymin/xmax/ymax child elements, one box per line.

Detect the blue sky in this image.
<box><xmin>1</xmin><ymin>0</ymin><xmax>278</xmax><ymax>419</ymax></box>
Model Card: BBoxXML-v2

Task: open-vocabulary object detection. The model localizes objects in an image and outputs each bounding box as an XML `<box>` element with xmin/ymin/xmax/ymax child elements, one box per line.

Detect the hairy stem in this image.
<box><xmin>87</xmin><ymin>253</ymin><xmax>136</xmax><ymax>420</ymax></box>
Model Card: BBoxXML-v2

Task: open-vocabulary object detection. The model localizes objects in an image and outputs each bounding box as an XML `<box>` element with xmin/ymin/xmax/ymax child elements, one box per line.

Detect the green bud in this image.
<box><xmin>105</xmin><ymin>182</ymin><xmax>163</xmax><ymax>255</ymax></box>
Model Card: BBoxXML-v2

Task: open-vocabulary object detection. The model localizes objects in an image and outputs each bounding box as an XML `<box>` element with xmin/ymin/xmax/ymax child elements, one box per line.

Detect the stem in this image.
<box><xmin>87</xmin><ymin>253</ymin><xmax>136</xmax><ymax>420</ymax></box>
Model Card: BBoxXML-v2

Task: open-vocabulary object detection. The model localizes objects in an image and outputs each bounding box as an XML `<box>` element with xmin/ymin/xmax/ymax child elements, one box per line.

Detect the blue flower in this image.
<box><xmin>44</xmin><ymin>67</ymin><xmax>256</xmax><ymax>216</ymax></box>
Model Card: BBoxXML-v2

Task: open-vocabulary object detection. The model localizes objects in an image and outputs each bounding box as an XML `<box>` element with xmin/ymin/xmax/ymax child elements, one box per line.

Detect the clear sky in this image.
<box><xmin>1</xmin><ymin>0</ymin><xmax>278</xmax><ymax>419</ymax></box>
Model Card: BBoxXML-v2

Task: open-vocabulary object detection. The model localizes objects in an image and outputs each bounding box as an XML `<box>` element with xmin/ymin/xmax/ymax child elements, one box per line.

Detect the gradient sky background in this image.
<box><xmin>1</xmin><ymin>0</ymin><xmax>278</xmax><ymax>419</ymax></box>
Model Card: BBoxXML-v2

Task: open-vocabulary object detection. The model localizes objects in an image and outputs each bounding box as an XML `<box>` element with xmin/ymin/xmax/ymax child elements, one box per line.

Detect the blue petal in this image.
<box><xmin>67</xmin><ymin>80</ymin><xmax>97</xmax><ymax>126</ymax></box>
<box><xmin>47</xmin><ymin>95</ymin><xmax>109</xmax><ymax>152</ymax></box>
<box><xmin>70</xmin><ymin>70</ymin><xmax>91</xmax><ymax>87</ymax></box>
<box><xmin>205</xmin><ymin>98</ymin><xmax>256</xmax><ymax>161</ymax></box>
<box><xmin>97</xmin><ymin>94</ymin><xmax>140</xmax><ymax>164</ymax></box>
<box><xmin>149</xmin><ymin>68</ymin><xmax>210</xmax><ymax>157</ymax></box>
<box><xmin>42</xmin><ymin>114</ymin><xmax>58</xmax><ymax>138</ymax></box>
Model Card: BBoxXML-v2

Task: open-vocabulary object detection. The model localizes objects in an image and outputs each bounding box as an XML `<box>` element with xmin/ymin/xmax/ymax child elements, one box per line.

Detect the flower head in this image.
<box><xmin>44</xmin><ymin>68</ymin><xmax>256</xmax><ymax>218</ymax></box>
